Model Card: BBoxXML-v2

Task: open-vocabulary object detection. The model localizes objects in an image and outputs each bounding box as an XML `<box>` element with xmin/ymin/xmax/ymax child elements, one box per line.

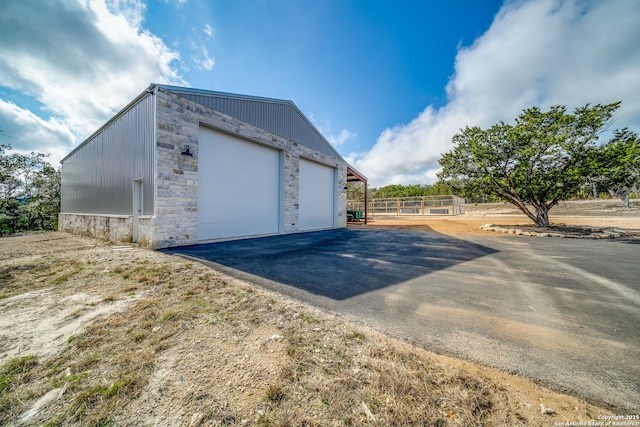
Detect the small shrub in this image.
<box><xmin>265</xmin><ymin>384</ymin><xmax>286</xmax><ymax>403</ymax></box>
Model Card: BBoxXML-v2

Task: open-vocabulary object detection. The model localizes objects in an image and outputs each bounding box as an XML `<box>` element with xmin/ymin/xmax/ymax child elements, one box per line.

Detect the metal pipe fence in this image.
<box><xmin>347</xmin><ymin>195</ymin><xmax>465</xmax><ymax>216</ymax></box>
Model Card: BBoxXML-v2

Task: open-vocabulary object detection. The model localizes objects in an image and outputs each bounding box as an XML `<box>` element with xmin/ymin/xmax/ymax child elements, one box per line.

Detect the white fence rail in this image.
<box><xmin>347</xmin><ymin>196</ymin><xmax>465</xmax><ymax>216</ymax></box>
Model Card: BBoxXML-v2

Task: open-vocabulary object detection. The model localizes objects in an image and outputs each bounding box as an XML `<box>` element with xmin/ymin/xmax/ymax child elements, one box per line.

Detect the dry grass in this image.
<box><xmin>263</xmin><ymin>322</ymin><xmax>517</xmax><ymax>426</ymax></box>
<box><xmin>1</xmin><ymin>355</ymin><xmax>39</xmax><ymax>414</ymax></box>
<box><xmin>0</xmin><ymin>232</ymin><xmax>614</xmax><ymax>426</ymax></box>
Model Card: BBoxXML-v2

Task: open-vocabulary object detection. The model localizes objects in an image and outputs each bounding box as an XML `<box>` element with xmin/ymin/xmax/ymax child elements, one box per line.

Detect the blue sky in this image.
<box><xmin>1</xmin><ymin>0</ymin><xmax>639</xmax><ymax>186</ymax></box>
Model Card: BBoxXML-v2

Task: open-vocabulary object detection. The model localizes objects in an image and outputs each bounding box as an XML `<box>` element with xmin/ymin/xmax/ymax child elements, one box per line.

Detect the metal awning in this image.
<box><xmin>346</xmin><ymin>165</ymin><xmax>368</xmax><ymax>224</ymax></box>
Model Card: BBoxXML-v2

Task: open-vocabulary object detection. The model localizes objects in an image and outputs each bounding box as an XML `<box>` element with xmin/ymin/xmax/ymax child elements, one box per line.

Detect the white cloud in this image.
<box><xmin>193</xmin><ymin>46</ymin><xmax>216</xmax><ymax>71</ymax></box>
<box><xmin>354</xmin><ymin>0</ymin><xmax>640</xmax><ymax>187</ymax></box>
<box><xmin>311</xmin><ymin>116</ymin><xmax>357</xmax><ymax>148</ymax></box>
<box><xmin>163</xmin><ymin>0</ymin><xmax>188</xmax><ymax>8</ymax></box>
<box><xmin>189</xmin><ymin>23</ymin><xmax>216</xmax><ymax>71</ymax></box>
<box><xmin>0</xmin><ymin>100</ymin><xmax>76</xmax><ymax>164</ymax></box>
<box><xmin>0</xmin><ymin>0</ymin><xmax>185</xmax><ymax>166</ymax></box>
<box><xmin>327</xmin><ymin>129</ymin><xmax>357</xmax><ymax>147</ymax></box>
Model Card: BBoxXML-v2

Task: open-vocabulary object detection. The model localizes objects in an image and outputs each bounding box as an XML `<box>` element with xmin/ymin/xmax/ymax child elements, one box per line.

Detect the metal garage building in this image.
<box><xmin>59</xmin><ymin>84</ymin><xmax>361</xmax><ymax>248</ymax></box>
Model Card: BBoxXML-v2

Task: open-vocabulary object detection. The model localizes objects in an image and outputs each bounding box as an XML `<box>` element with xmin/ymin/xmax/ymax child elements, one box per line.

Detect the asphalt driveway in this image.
<box><xmin>165</xmin><ymin>228</ymin><xmax>640</xmax><ymax>411</ymax></box>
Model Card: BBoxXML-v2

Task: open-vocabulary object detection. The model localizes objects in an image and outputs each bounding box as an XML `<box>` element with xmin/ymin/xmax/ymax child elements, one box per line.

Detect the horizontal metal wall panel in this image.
<box><xmin>61</xmin><ymin>94</ymin><xmax>154</xmax><ymax>215</ymax></box>
<box><xmin>176</xmin><ymin>91</ymin><xmax>340</xmax><ymax>158</ymax></box>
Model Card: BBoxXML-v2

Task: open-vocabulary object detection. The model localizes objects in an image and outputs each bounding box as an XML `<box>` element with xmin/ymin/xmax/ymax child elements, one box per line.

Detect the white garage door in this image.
<box><xmin>198</xmin><ymin>127</ymin><xmax>280</xmax><ymax>240</ymax></box>
<box><xmin>299</xmin><ymin>158</ymin><xmax>335</xmax><ymax>230</ymax></box>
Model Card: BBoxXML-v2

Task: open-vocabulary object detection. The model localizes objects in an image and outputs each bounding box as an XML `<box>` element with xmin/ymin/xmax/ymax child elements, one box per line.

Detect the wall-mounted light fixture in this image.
<box><xmin>181</xmin><ymin>145</ymin><xmax>193</xmax><ymax>156</ymax></box>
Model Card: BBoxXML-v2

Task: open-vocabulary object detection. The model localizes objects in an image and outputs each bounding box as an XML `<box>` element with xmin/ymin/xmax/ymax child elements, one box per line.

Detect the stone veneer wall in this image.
<box><xmin>58</xmin><ymin>214</ymin><xmax>133</xmax><ymax>243</ymax></box>
<box><xmin>59</xmin><ymin>213</ymin><xmax>156</xmax><ymax>246</ymax></box>
<box><xmin>151</xmin><ymin>88</ymin><xmax>348</xmax><ymax>248</ymax></box>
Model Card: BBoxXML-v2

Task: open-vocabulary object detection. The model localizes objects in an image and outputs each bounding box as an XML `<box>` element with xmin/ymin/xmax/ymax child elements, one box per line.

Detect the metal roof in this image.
<box><xmin>156</xmin><ymin>84</ymin><xmax>344</xmax><ymax>160</ymax></box>
<box><xmin>347</xmin><ymin>165</ymin><xmax>367</xmax><ymax>183</ymax></box>
<box><xmin>63</xmin><ymin>84</ymin><xmax>354</xmax><ymax>166</ymax></box>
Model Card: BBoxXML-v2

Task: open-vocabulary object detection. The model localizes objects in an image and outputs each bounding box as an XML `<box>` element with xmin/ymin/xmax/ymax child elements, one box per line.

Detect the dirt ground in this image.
<box><xmin>361</xmin><ymin>199</ymin><xmax>640</xmax><ymax>237</ymax></box>
<box><xmin>1</xmin><ymin>200</ymin><xmax>637</xmax><ymax>426</ymax></box>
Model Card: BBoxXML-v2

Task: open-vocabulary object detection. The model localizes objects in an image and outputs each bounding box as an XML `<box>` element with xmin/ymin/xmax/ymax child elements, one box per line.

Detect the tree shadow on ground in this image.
<box><xmin>163</xmin><ymin>228</ymin><xmax>497</xmax><ymax>301</ymax></box>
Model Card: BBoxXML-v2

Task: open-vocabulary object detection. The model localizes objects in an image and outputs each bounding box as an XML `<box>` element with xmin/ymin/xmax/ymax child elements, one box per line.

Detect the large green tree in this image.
<box><xmin>438</xmin><ymin>103</ymin><xmax>620</xmax><ymax>227</ymax></box>
<box><xmin>589</xmin><ymin>128</ymin><xmax>640</xmax><ymax>208</ymax></box>
<box><xmin>0</xmin><ymin>144</ymin><xmax>60</xmax><ymax>235</ymax></box>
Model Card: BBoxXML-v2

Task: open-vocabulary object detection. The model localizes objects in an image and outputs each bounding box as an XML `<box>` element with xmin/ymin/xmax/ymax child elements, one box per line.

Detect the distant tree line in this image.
<box><xmin>586</xmin><ymin>128</ymin><xmax>640</xmax><ymax>205</ymax></box>
<box><xmin>348</xmin><ymin>181</ymin><xmax>502</xmax><ymax>203</ymax></box>
<box><xmin>0</xmin><ymin>144</ymin><xmax>60</xmax><ymax>236</ymax></box>
<box><xmin>346</xmin><ymin>182</ymin><xmax>446</xmax><ymax>201</ymax></box>
<box><xmin>347</xmin><ymin>182</ymin><xmax>455</xmax><ymax>200</ymax></box>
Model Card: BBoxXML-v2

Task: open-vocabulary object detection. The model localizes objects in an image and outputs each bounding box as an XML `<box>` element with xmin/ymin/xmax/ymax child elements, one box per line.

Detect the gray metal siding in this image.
<box><xmin>61</xmin><ymin>94</ymin><xmax>155</xmax><ymax>215</ymax></box>
<box><xmin>176</xmin><ymin>91</ymin><xmax>341</xmax><ymax>158</ymax></box>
